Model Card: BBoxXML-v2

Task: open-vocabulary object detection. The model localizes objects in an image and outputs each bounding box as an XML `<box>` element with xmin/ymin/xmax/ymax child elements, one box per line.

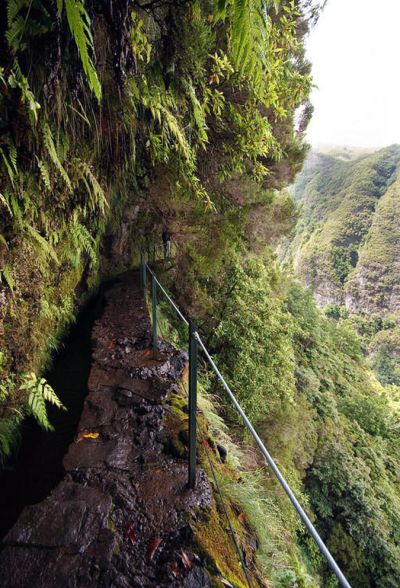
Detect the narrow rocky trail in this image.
<box><xmin>0</xmin><ymin>271</ymin><xmax>213</xmax><ymax>587</ymax></box>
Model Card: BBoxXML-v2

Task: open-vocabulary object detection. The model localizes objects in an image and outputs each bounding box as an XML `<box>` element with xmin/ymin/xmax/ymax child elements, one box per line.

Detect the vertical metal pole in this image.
<box><xmin>140</xmin><ymin>250</ymin><xmax>143</xmax><ymax>287</ymax></box>
<box><xmin>142</xmin><ymin>251</ymin><xmax>147</xmax><ymax>300</ymax></box>
<box><xmin>152</xmin><ymin>274</ymin><xmax>157</xmax><ymax>360</ymax></box>
<box><xmin>188</xmin><ymin>320</ymin><xmax>198</xmax><ymax>489</ymax></box>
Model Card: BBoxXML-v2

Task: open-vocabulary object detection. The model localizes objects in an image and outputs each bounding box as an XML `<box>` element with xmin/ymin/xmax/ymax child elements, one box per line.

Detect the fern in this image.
<box><xmin>21</xmin><ymin>372</ymin><xmax>65</xmax><ymax>432</ymax></box>
<box><xmin>7</xmin><ymin>60</ymin><xmax>41</xmax><ymax>124</ymax></box>
<box><xmin>6</xmin><ymin>0</ymin><xmax>101</xmax><ymax>101</ymax></box>
<box><xmin>36</xmin><ymin>158</ymin><xmax>51</xmax><ymax>191</ymax></box>
<box><xmin>76</xmin><ymin>160</ymin><xmax>107</xmax><ymax>214</ymax></box>
<box><xmin>185</xmin><ymin>81</ymin><xmax>208</xmax><ymax>148</ymax></box>
<box><xmin>217</xmin><ymin>0</ymin><xmax>272</xmax><ymax>87</ymax></box>
<box><xmin>58</xmin><ymin>0</ymin><xmax>102</xmax><ymax>101</ymax></box>
<box><xmin>0</xmin><ymin>235</ymin><xmax>9</xmax><ymax>250</ymax></box>
<box><xmin>159</xmin><ymin>105</ymin><xmax>191</xmax><ymax>160</ymax></box>
<box><xmin>25</xmin><ymin>224</ymin><xmax>59</xmax><ymax>264</ymax></box>
<box><xmin>0</xmin><ymin>417</ymin><xmax>20</xmax><ymax>457</ymax></box>
<box><xmin>42</xmin><ymin>122</ymin><xmax>72</xmax><ymax>190</ymax></box>
<box><xmin>0</xmin><ymin>266</ymin><xmax>15</xmax><ymax>292</ymax></box>
<box><xmin>6</xmin><ymin>0</ymin><xmax>51</xmax><ymax>51</ymax></box>
<box><xmin>69</xmin><ymin>218</ymin><xmax>97</xmax><ymax>267</ymax></box>
<box><xmin>7</xmin><ymin>0</ymin><xmax>26</xmax><ymax>26</ymax></box>
<box><xmin>10</xmin><ymin>194</ymin><xmax>23</xmax><ymax>225</ymax></box>
<box><xmin>0</xmin><ymin>145</ymin><xmax>18</xmax><ymax>187</ymax></box>
<box><xmin>0</xmin><ymin>191</ymin><xmax>13</xmax><ymax>217</ymax></box>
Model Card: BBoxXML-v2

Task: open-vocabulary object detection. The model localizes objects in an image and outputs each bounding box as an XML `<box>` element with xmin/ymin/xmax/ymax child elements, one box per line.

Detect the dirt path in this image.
<box><xmin>0</xmin><ymin>271</ymin><xmax>213</xmax><ymax>587</ymax></box>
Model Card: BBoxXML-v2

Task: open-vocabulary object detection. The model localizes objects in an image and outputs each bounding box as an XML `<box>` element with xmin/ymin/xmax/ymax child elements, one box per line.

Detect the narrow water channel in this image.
<box><xmin>0</xmin><ymin>288</ymin><xmax>106</xmax><ymax>540</ymax></box>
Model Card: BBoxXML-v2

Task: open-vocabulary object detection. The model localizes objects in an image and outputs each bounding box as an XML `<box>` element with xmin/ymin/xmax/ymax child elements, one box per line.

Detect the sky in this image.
<box><xmin>306</xmin><ymin>0</ymin><xmax>400</xmax><ymax>148</ymax></box>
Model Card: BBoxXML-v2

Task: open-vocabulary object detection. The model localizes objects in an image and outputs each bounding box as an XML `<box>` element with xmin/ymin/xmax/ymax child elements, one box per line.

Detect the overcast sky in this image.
<box><xmin>306</xmin><ymin>0</ymin><xmax>400</xmax><ymax>148</ymax></box>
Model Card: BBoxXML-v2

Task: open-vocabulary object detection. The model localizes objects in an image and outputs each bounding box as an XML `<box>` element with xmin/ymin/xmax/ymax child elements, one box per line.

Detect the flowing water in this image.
<box><xmin>0</xmin><ymin>290</ymin><xmax>106</xmax><ymax>540</ymax></box>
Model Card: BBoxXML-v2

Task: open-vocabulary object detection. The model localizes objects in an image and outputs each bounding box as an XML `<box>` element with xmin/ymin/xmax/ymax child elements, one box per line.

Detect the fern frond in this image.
<box><xmin>0</xmin><ymin>234</ymin><xmax>9</xmax><ymax>250</ymax></box>
<box><xmin>160</xmin><ymin>106</ymin><xmax>191</xmax><ymax>160</ymax></box>
<box><xmin>38</xmin><ymin>378</ymin><xmax>64</xmax><ymax>409</ymax></box>
<box><xmin>0</xmin><ymin>417</ymin><xmax>19</xmax><ymax>457</ymax></box>
<box><xmin>62</xmin><ymin>0</ymin><xmax>102</xmax><ymax>101</ymax></box>
<box><xmin>25</xmin><ymin>224</ymin><xmax>59</xmax><ymax>264</ymax></box>
<box><xmin>0</xmin><ymin>266</ymin><xmax>15</xmax><ymax>292</ymax></box>
<box><xmin>11</xmin><ymin>194</ymin><xmax>23</xmax><ymax>224</ymax></box>
<box><xmin>21</xmin><ymin>372</ymin><xmax>65</xmax><ymax>432</ymax></box>
<box><xmin>70</xmin><ymin>220</ymin><xmax>97</xmax><ymax>265</ymax></box>
<box><xmin>7</xmin><ymin>60</ymin><xmax>41</xmax><ymax>124</ymax></box>
<box><xmin>36</xmin><ymin>158</ymin><xmax>51</xmax><ymax>191</ymax></box>
<box><xmin>218</xmin><ymin>0</ymin><xmax>270</xmax><ymax>87</ymax></box>
<box><xmin>7</xmin><ymin>0</ymin><xmax>26</xmax><ymax>26</ymax></box>
<box><xmin>76</xmin><ymin>160</ymin><xmax>107</xmax><ymax>214</ymax></box>
<box><xmin>0</xmin><ymin>191</ymin><xmax>12</xmax><ymax>216</ymax></box>
<box><xmin>42</xmin><ymin>122</ymin><xmax>72</xmax><ymax>190</ymax></box>
<box><xmin>6</xmin><ymin>0</ymin><xmax>52</xmax><ymax>52</ymax></box>
<box><xmin>28</xmin><ymin>390</ymin><xmax>52</xmax><ymax>430</ymax></box>
<box><xmin>0</xmin><ymin>146</ymin><xmax>17</xmax><ymax>187</ymax></box>
<box><xmin>185</xmin><ymin>81</ymin><xmax>208</xmax><ymax>148</ymax></box>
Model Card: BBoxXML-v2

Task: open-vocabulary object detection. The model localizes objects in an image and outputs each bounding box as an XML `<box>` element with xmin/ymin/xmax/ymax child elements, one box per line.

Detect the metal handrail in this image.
<box><xmin>195</xmin><ymin>332</ymin><xmax>351</xmax><ymax>588</ymax></box>
<box><xmin>140</xmin><ymin>257</ymin><xmax>351</xmax><ymax>588</ymax></box>
<box><xmin>145</xmin><ymin>264</ymin><xmax>189</xmax><ymax>327</ymax></box>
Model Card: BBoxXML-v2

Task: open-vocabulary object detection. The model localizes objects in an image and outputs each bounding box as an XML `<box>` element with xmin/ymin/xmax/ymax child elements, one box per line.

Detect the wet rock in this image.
<box><xmin>1</xmin><ymin>271</ymin><xmax>213</xmax><ymax>587</ymax></box>
<box><xmin>183</xmin><ymin>567</ymin><xmax>212</xmax><ymax>588</ymax></box>
<box><xmin>4</xmin><ymin>482</ymin><xmax>112</xmax><ymax>549</ymax></box>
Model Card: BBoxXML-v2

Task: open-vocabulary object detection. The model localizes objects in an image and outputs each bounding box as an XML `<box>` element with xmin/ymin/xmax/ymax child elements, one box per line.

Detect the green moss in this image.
<box><xmin>195</xmin><ymin>504</ymin><xmax>249</xmax><ymax>588</ymax></box>
<box><xmin>163</xmin><ymin>385</ymin><xmax>189</xmax><ymax>459</ymax></box>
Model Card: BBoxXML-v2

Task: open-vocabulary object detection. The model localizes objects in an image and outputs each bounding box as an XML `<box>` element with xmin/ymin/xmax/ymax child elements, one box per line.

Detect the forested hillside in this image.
<box><xmin>1</xmin><ymin>1</ymin><xmax>399</xmax><ymax>587</ymax></box>
<box><xmin>289</xmin><ymin>146</ymin><xmax>400</xmax><ymax>386</ymax></box>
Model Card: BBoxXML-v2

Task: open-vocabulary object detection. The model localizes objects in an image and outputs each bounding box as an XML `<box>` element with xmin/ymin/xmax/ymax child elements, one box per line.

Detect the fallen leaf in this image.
<box><xmin>220</xmin><ymin>579</ymin><xmax>234</xmax><ymax>587</ymax></box>
<box><xmin>76</xmin><ymin>431</ymin><xmax>100</xmax><ymax>443</ymax></box>
<box><xmin>170</xmin><ymin>561</ymin><xmax>180</xmax><ymax>579</ymax></box>
<box><xmin>179</xmin><ymin>550</ymin><xmax>193</xmax><ymax>571</ymax></box>
<box><xmin>146</xmin><ymin>537</ymin><xmax>162</xmax><ymax>561</ymax></box>
<box><xmin>202</xmin><ymin>439</ymin><xmax>212</xmax><ymax>450</ymax></box>
<box><xmin>124</xmin><ymin>522</ymin><xmax>138</xmax><ymax>545</ymax></box>
<box><xmin>238</xmin><ymin>512</ymin><xmax>246</xmax><ymax>524</ymax></box>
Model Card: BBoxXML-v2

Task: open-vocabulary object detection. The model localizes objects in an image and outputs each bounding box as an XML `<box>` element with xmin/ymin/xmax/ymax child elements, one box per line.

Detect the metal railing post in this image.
<box><xmin>152</xmin><ymin>273</ymin><xmax>158</xmax><ymax>359</ymax></box>
<box><xmin>188</xmin><ymin>319</ymin><xmax>198</xmax><ymax>489</ymax></box>
<box><xmin>141</xmin><ymin>250</ymin><xmax>147</xmax><ymax>300</ymax></box>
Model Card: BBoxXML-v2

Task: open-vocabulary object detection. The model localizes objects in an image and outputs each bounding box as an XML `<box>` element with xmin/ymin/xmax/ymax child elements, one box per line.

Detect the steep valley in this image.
<box><xmin>289</xmin><ymin>145</ymin><xmax>400</xmax><ymax>386</ymax></box>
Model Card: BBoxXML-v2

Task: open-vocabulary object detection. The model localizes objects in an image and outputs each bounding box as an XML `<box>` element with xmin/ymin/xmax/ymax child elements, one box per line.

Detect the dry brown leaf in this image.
<box><xmin>146</xmin><ymin>537</ymin><xmax>162</xmax><ymax>561</ymax></box>
<box><xmin>124</xmin><ymin>522</ymin><xmax>138</xmax><ymax>545</ymax></box>
<box><xmin>76</xmin><ymin>431</ymin><xmax>100</xmax><ymax>443</ymax></box>
<box><xmin>170</xmin><ymin>561</ymin><xmax>180</xmax><ymax>578</ymax></box>
<box><xmin>179</xmin><ymin>550</ymin><xmax>193</xmax><ymax>571</ymax></box>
